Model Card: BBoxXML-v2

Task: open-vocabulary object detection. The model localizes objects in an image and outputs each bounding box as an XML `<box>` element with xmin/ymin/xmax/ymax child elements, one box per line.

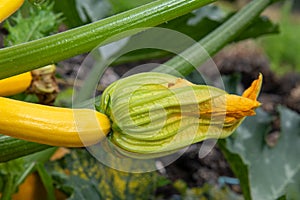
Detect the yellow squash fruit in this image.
<box><xmin>0</xmin><ymin>72</ymin><xmax>32</xmax><ymax>96</ymax></box>
<box><xmin>0</xmin><ymin>97</ymin><xmax>111</xmax><ymax>147</ymax></box>
<box><xmin>100</xmin><ymin>72</ymin><xmax>262</xmax><ymax>158</ymax></box>
<box><xmin>0</xmin><ymin>0</ymin><xmax>24</xmax><ymax>22</ymax></box>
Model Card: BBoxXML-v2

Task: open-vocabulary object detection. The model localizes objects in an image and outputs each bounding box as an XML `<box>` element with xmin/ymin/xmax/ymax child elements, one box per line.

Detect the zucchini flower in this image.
<box><xmin>100</xmin><ymin>72</ymin><xmax>262</xmax><ymax>158</ymax></box>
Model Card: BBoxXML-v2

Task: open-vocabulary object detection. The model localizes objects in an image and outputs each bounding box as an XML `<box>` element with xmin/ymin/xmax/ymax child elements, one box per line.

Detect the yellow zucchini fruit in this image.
<box><xmin>0</xmin><ymin>0</ymin><xmax>24</xmax><ymax>22</ymax></box>
<box><xmin>0</xmin><ymin>97</ymin><xmax>111</xmax><ymax>147</ymax></box>
<box><xmin>0</xmin><ymin>72</ymin><xmax>32</xmax><ymax>96</ymax></box>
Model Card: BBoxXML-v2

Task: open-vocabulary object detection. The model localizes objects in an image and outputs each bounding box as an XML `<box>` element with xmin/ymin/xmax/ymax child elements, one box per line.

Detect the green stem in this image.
<box><xmin>0</xmin><ymin>0</ymin><xmax>215</xmax><ymax>79</ymax></box>
<box><xmin>154</xmin><ymin>0</ymin><xmax>275</xmax><ymax>76</ymax></box>
<box><xmin>0</xmin><ymin>135</ymin><xmax>50</xmax><ymax>163</ymax></box>
<box><xmin>1</xmin><ymin>175</ymin><xmax>14</xmax><ymax>200</ymax></box>
<box><xmin>37</xmin><ymin>163</ymin><xmax>56</xmax><ymax>200</ymax></box>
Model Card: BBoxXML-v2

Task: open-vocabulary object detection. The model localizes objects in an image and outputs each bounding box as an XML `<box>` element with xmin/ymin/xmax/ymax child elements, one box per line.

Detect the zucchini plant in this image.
<box><xmin>0</xmin><ymin>0</ymin><xmax>284</xmax><ymax>199</ymax></box>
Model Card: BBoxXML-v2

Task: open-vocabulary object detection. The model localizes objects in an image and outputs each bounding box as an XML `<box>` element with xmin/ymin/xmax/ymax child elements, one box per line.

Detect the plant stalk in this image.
<box><xmin>1</xmin><ymin>175</ymin><xmax>14</xmax><ymax>200</ymax></box>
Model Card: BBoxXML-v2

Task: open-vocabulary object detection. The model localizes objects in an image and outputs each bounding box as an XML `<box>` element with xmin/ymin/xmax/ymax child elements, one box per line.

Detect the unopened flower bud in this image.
<box><xmin>100</xmin><ymin>72</ymin><xmax>262</xmax><ymax>158</ymax></box>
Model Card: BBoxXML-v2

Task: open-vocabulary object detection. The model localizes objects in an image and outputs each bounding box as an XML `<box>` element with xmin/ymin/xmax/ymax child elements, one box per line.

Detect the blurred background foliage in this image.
<box><xmin>259</xmin><ymin>0</ymin><xmax>300</xmax><ymax>74</ymax></box>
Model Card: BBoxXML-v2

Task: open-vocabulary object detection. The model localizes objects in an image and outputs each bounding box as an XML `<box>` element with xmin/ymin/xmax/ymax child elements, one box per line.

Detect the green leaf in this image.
<box><xmin>285</xmin><ymin>170</ymin><xmax>300</xmax><ymax>199</ymax></box>
<box><xmin>277</xmin><ymin>195</ymin><xmax>287</xmax><ymax>200</ymax></box>
<box><xmin>235</xmin><ymin>15</ymin><xmax>279</xmax><ymax>41</ymax></box>
<box><xmin>108</xmin><ymin>0</ymin><xmax>153</xmax><ymax>13</ymax></box>
<box><xmin>55</xmin><ymin>175</ymin><xmax>103</xmax><ymax>200</ymax></box>
<box><xmin>160</xmin><ymin>5</ymin><xmax>225</xmax><ymax>41</ymax></box>
<box><xmin>54</xmin><ymin>0</ymin><xmax>113</xmax><ymax>27</ymax></box>
<box><xmin>219</xmin><ymin>140</ymin><xmax>251</xmax><ymax>200</ymax></box>
<box><xmin>4</xmin><ymin>3</ymin><xmax>63</xmax><ymax>46</ymax></box>
<box><xmin>28</xmin><ymin>0</ymin><xmax>47</xmax><ymax>6</ymax></box>
<box><xmin>51</xmin><ymin>170</ymin><xmax>102</xmax><ymax>200</ymax></box>
<box><xmin>48</xmin><ymin>149</ymin><xmax>157</xmax><ymax>200</ymax></box>
<box><xmin>156</xmin><ymin>175</ymin><xmax>171</xmax><ymax>188</ymax></box>
<box><xmin>172</xmin><ymin>181</ymin><xmax>243</xmax><ymax>200</ymax></box>
<box><xmin>36</xmin><ymin>163</ymin><xmax>56</xmax><ymax>200</ymax></box>
<box><xmin>113</xmin><ymin>6</ymin><xmax>278</xmax><ymax>65</ymax></box>
<box><xmin>54</xmin><ymin>88</ymin><xmax>74</xmax><ymax>107</ymax></box>
<box><xmin>75</xmin><ymin>0</ymin><xmax>112</xmax><ymax>22</ymax></box>
<box><xmin>0</xmin><ymin>148</ymin><xmax>56</xmax><ymax>199</ymax></box>
<box><xmin>221</xmin><ymin>74</ymin><xmax>242</xmax><ymax>94</ymax></box>
<box><xmin>23</xmin><ymin>147</ymin><xmax>57</xmax><ymax>167</ymax></box>
<box><xmin>221</xmin><ymin>106</ymin><xmax>300</xmax><ymax>200</ymax></box>
<box><xmin>0</xmin><ymin>159</ymin><xmax>28</xmax><ymax>199</ymax></box>
<box><xmin>53</xmin><ymin>0</ymin><xmax>84</xmax><ymax>28</ymax></box>
<box><xmin>154</xmin><ymin>0</ymin><xmax>277</xmax><ymax>76</ymax></box>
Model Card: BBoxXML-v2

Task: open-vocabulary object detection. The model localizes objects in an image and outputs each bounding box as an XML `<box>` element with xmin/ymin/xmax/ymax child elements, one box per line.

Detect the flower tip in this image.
<box><xmin>255</xmin><ymin>101</ymin><xmax>262</xmax><ymax>108</ymax></box>
<box><xmin>242</xmin><ymin>73</ymin><xmax>263</xmax><ymax>101</ymax></box>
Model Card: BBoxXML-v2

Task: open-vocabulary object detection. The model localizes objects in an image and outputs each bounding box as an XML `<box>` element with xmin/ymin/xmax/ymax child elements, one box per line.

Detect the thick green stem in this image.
<box><xmin>154</xmin><ymin>0</ymin><xmax>275</xmax><ymax>76</ymax></box>
<box><xmin>0</xmin><ymin>0</ymin><xmax>215</xmax><ymax>79</ymax></box>
<box><xmin>0</xmin><ymin>135</ymin><xmax>50</xmax><ymax>163</ymax></box>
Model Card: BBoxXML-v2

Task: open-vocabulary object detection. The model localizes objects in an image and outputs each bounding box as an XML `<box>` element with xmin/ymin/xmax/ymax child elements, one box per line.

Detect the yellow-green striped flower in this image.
<box><xmin>100</xmin><ymin>72</ymin><xmax>262</xmax><ymax>158</ymax></box>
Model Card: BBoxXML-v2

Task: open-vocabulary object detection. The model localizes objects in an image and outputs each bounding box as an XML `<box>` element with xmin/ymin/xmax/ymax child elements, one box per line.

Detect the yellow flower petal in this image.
<box><xmin>197</xmin><ymin>94</ymin><xmax>260</xmax><ymax>125</ymax></box>
<box><xmin>242</xmin><ymin>73</ymin><xmax>263</xmax><ymax>100</ymax></box>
